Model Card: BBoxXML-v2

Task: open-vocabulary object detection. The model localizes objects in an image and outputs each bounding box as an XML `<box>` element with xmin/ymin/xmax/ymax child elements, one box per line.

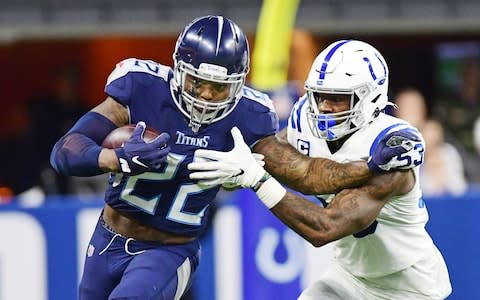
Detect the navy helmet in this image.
<box><xmin>172</xmin><ymin>15</ymin><xmax>250</xmax><ymax>132</ymax></box>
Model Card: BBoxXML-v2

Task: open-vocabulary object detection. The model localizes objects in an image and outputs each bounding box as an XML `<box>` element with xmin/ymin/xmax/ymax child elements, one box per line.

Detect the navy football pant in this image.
<box><xmin>79</xmin><ymin>217</ymin><xmax>201</xmax><ymax>300</ymax></box>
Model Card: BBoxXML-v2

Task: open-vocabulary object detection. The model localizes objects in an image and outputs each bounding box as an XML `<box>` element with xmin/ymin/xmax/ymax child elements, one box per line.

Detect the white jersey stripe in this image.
<box><xmin>173</xmin><ymin>257</ymin><xmax>191</xmax><ymax>300</ymax></box>
<box><xmin>216</xmin><ymin>16</ymin><xmax>224</xmax><ymax>55</ymax></box>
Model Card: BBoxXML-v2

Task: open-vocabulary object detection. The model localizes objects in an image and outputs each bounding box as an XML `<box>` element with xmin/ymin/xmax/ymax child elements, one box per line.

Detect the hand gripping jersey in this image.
<box><xmin>287</xmin><ymin>96</ymin><xmax>440</xmax><ymax>278</ymax></box>
<box><xmin>103</xmin><ymin>58</ymin><xmax>278</xmax><ymax>238</ymax></box>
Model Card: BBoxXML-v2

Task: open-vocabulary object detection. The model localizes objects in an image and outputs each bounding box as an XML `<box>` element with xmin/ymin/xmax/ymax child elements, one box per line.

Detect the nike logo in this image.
<box><xmin>132</xmin><ymin>156</ymin><xmax>148</xmax><ymax>168</ymax></box>
<box><xmin>233</xmin><ymin>169</ymin><xmax>245</xmax><ymax>177</ymax></box>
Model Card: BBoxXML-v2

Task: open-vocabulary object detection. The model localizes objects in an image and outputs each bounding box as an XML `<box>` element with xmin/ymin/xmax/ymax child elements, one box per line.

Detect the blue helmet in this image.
<box><xmin>172</xmin><ymin>15</ymin><xmax>250</xmax><ymax>132</ymax></box>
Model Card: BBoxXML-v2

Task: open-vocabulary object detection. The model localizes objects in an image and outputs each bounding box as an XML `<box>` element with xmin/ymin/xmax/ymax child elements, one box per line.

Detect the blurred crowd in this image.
<box><xmin>392</xmin><ymin>57</ymin><xmax>480</xmax><ymax>197</ymax></box>
<box><xmin>0</xmin><ymin>65</ymin><xmax>108</xmax><ymax>205</ymax></box>
<box><xmin>394</xmin><ymin>88</ymin><xmax>467</xmax><ymax>197</ymax></box>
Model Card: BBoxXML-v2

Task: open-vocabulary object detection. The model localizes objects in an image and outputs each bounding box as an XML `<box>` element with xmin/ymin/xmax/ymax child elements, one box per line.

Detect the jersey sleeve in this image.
<box><xmin>104</xmin><ymin>58</ymin><xmax>170</xmax><ymax>106</ymax></box>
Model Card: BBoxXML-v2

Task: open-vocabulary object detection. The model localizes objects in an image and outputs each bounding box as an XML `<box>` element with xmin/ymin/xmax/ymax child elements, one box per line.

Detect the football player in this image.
<box><xmin>189</xmin><ymin>40</ymin><xmax>452</xmax><ymax>299</ymax></box>
<box><xmin>51</xmin><ymin>16</ymin><xmax>421</xmax><ymax>299</ymax></box>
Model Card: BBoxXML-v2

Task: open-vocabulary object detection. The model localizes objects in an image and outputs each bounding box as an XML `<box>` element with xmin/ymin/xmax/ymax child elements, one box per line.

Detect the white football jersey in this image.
<box><xmin>287</xmin><ymin>96</ymin><xmax>440</xmax><ymax>278</ymax></box>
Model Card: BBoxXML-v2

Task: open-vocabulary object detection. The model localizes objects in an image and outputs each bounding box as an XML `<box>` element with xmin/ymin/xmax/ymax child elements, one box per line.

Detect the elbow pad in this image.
<box><xmin>50</xmin><ymin>112</ymin><xmax>118</xmax><ymax>176</ymax></box>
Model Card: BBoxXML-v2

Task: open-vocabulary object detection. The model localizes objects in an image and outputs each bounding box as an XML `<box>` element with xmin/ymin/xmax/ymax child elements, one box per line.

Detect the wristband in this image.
<box><xmin>252</xmin><ymin>172</ymin><xmax>272</xmax><ymax>192</ymax></box>
<box><xmin>255</xmin><ymin>176</ymin><xmax>287</xmax><ymax>209</ymax></box>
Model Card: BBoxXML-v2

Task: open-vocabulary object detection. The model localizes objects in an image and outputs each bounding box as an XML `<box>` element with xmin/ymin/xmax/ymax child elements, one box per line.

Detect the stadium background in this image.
<box><xmin>0</xmin><ymin>0</ymin><xmax>479</xmax><ymax>299</ymax></box>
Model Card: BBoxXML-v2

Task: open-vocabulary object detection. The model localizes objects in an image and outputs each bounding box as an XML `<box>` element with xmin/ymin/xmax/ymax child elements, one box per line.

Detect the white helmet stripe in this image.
<box><xmin>216</xmin><ymin>16</ymin><xmax>224</xmax><ymax>55</ymax></box>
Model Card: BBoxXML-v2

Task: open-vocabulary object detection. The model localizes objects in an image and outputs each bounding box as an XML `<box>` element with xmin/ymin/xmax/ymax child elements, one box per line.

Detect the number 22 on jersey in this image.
<box><xmin>115</xmin><ymin>153</ymin><xmax>208</xmax><ymax>226</ymax></box>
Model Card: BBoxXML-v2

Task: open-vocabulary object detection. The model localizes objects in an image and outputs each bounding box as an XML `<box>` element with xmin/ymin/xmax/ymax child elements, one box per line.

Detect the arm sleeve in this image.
<box><xmin>50</xmin><ymin>112</ymin><xmax>118</xmax><ymax>176</ymax></box>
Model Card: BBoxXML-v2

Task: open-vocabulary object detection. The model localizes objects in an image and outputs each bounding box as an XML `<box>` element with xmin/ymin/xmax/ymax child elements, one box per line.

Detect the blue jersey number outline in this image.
<box><xmin>118</xmin><ymin>153</ymin><xmax>209</xmax><ymax>226</ymax></box>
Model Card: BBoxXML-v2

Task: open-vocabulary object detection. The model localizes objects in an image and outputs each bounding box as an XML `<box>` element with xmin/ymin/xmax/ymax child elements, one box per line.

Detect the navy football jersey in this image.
<box><xmin>103</xmin><ymin>58</ymin><xmax>278</xmax><ymax>237</ymax></box>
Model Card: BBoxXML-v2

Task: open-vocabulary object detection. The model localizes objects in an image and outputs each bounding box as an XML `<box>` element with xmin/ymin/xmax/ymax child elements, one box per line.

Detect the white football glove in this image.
<box><xmin>188</xmin><ymin>127</ymin><xmax>266</xmax><ymax>188</ymax></box>
<box><xmin>221</xmin><ymin>153</ymin><xmax>265</xmax><ymax>189</ymax></box>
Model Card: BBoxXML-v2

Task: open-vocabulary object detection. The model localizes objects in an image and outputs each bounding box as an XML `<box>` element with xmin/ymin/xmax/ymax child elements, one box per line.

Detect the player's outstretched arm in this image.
<box><xmin>253</xmin><ymin>127</ymin><xmax>425</xmax><ymax>195</ymax></box>
<box><xmin>189</xmin><ymin>127</ymin><xmax>415</xmax><ymax>246</ymax></box>
<box><xmin>253</xmin><ymin>135</ymin><xmax>370</xmax><ymax>195</ymax></box>
<box><xmin>271</xmin><ymin>170</ymin><xmax>413</xmax><ymax>247</ymax></box>
<box><xmin>189</xmin><ymin>127</ymin><xmax>423</xmax><ymax>194</ymax></box>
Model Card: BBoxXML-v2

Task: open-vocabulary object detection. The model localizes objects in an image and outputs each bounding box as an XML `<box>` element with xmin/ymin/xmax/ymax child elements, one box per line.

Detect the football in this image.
<box><xmin>102</xmin><ymin>124</ymin><xmax>160</xmax><ymax>149</ymax></box>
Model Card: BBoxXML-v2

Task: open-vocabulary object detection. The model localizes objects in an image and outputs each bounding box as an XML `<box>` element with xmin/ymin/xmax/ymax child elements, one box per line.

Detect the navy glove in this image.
<box><xmin>368</xmin><ymin>128</ymin><xmax>425</xmax><ymax>173</ymax></box>
<box><xmin>114</xmin><ymin>121</ymin><xmax>171</xmax><ymax>175</ymax></box>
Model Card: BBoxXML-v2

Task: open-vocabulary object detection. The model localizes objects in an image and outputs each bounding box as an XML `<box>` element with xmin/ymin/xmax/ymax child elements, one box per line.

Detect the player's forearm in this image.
<box><xmin>251</xmin><ymin>174</ymin><xmax>347</xmax><ymax>247</ymax></box>
<box><xmin>265</xmin><ymin>153</ymin><xmax>370</xmax><ymax>195</ymax></box>
<box><xmin>255</xmin><ymin>136</ymin><xmax>371</xmax><ymax>194</ymax></box>
<box><xmin>50</xmin><ymin>133</ymin><xmax>104</xmax><ymax>176</ymax></box>
<box><xmin>270</xmin><ymin>192</ymin><xmax>334</xmax><ymax>247</ymax></box>
<box><xmin>262</xmin><ymin>183</ymin><xmax>374</xmax><ymax>247</ymax></box>
<box><xmin>50</xmin><ymin>111</ymin><xmax>118</xmax><ymax>176</ymax></box>
<box><xmin>305</xmin><ymin>159</ymin><xmax>371</xmax><ymax>194</ymax></box>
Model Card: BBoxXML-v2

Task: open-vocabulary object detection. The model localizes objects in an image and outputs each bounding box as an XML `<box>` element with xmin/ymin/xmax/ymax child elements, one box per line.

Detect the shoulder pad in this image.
<box><xmin>241</xmin><ymin>86</ymin><xmax>275</xmax><ymax>112</ymax></box>
<box><xmin>106</xmin><ymin>58</ymin><xmax>171</xmax><ymax>85</ymax></box>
